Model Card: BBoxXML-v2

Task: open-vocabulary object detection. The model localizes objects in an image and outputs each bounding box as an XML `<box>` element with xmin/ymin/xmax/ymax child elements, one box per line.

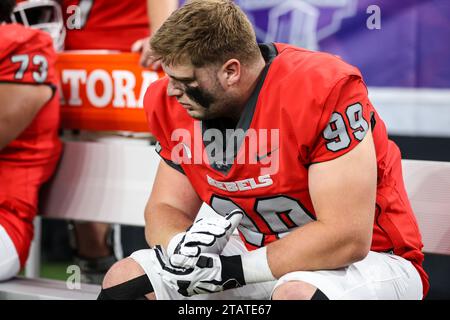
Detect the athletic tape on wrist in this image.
<box><xmin>241</xmin><ymin>246</ymin><xmax>275</xmax><ymax>284</ymax></box>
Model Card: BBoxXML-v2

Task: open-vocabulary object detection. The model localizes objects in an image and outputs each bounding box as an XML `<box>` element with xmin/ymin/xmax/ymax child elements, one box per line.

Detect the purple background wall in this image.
<box><xmin>180</xmin><ymin>0</ymin><xmax>450</xmax><ymax>88</ymax></box>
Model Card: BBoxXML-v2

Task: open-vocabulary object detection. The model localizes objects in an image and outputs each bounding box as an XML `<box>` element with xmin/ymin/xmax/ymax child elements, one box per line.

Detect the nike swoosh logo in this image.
<box><xmin>256</xmin><ymin>147</ymin><xmax>279</xmax><ymax>162</ymax></box>
<box><xmin>182</xmin><ymin>143</ymin><xmax>192</xmax><ymax>159</ymax></box>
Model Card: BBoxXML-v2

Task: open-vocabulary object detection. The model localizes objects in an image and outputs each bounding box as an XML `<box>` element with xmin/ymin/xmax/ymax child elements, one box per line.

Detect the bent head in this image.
<box><xmin>151</xmin><ymin>0</ymin><xmax>261</xmax><ymax>120</ymax></box>
<box><xmin>162</xmin><ymin>58</ymin><xmax>246</xmax><ymax>120</ymax></box>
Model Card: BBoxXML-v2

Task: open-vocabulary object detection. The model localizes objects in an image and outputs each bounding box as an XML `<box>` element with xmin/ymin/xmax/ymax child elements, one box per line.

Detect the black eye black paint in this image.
<box><xmin>185</xmin><ymin>85</ymin><xmax>215</xmax><ymax>109</ymax></box>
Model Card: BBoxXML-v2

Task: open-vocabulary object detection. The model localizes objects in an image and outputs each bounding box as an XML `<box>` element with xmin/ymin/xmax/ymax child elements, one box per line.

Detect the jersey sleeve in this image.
<box><xmin>144</xmin><ymin>79</ymin><xmax>185</xmax><ymax>174</ymax></box>
<box><xmin>144</xmin><ymin>79</ymin><xmax>173</xmax><ymax>160</ymax></box>
<box><xmin>0</xmin><ymin>27</ymin><xmax>57</xmax><ymax>89</ymax></box>
<box><xmin>309</xmin><ymin>75</ymin><xmax>373</xmax><ymax>163</ymax></box>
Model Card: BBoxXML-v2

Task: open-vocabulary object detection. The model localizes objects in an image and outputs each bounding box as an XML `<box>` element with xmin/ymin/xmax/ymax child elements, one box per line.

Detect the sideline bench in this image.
<box><xmin>0</xmin><ymin>141</ymin><xmax>449</xmax><ymax>299</ymax></box>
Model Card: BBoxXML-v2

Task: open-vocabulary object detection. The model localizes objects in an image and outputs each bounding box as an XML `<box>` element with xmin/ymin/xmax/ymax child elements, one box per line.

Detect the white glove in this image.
<box><xmin>153</xmin><ymin>245</ymin><xmax>246</xmax><ymax>297</ymax></box>
<box><xmin>152</xmin><ymin>246</ymin><xmax>275</xmax><ymax>297</ymax></box>
<box><xmin>166</xmin><ymin>209</ymin><xmax>243</xmax><ymax>260</ymax></box>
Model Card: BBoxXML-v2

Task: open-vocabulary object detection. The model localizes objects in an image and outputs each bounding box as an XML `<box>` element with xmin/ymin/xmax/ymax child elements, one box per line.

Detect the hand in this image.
<box><xmin>167</xmin><ymin>210</ymin><xmax>243</xmax><ymax>264</ymax></box>
<box><xmin>131</xmin><ymin>37</ymin><xmax>161</xmax><ymax>70</ymax></box>
<box><xmin>153</xmin><ymin>246</ymin><xmax>246</xmax><ymax>297</ymax></box>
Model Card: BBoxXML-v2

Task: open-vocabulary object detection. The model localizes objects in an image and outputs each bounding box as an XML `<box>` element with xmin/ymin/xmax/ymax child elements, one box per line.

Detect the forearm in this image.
<box><xmin>0</xmin><ymin>115</ymin><xmax>39</xmax><ymax>150</ymax></box>
<box><xmin>0</xmin><ymin>115</ymin><xmax>35</xmax><ymax>149</ymax></box>
<box><xmin>266</xmin><ymin>221</ymin><xmax>371</xmax><ymax>279</ymax></box>
<box><xmin>0</xmin><ymin>124</ymin><xmax>16</xmax><ymax>150</ymax></box>
<box><xmin>147</xmin><ymin>0</ymin><xmax>178</xmax><ymax>35</ymax></box>
<box><xmin>145</xmin><ymin>202</ymin><xmax>195</xmax><ymax>249</ymax></box>
<box><xmin>0</xmin><ymin>84</ymin><xmax>51</xmax><ymax>150</ymax></box>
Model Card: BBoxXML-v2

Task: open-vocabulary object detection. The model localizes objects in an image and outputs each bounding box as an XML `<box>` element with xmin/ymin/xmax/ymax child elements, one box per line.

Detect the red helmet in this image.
<box><xmin>11</xmin><ymin>0</ymin><xmax>65</xmax><ymax>51</ymax></box>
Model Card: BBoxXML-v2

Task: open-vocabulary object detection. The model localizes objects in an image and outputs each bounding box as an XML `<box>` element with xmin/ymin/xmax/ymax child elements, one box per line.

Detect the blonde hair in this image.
<box><xmin>150</xmin><ymin>0</ymin><xmax>260</xmax><ymax>67</ymax></box>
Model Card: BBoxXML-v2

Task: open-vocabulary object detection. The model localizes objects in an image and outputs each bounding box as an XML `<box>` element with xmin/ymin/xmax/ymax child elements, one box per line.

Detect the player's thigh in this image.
<box><xmin>273</xmin><ymin>251</ymin><xmax>423</xmax><ymax>300</ymax></box>
<box><xmin>130</xmin><ymin>236</ymin><xmax>276</xmax><ymax>300</ymax></box>
<box><xmin>0</xmin><ymin>205</ymin><xmax>33</xmax><ymax>269</ymax></box>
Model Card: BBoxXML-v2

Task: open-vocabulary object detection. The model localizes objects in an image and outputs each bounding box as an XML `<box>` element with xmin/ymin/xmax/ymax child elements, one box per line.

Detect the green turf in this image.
<box><xmin>40</xmin><ymin>262</ymin><xmax>73</xmax><ymax>281</ymax></box>
<box><xmin>19</xmin><ymin>261</ymin><xmax>72</xmax><ymax>281</ymax></box>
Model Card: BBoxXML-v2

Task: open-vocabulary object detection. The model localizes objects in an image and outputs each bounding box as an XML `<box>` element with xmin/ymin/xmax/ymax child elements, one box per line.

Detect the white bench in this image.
<box><xmin>0</xmin><ymin>141</ymin><xmax>449</xmax><ymax>299</ymax></box>
<box><xmin>0</xmin><ymin>277</ymin><xmax>100</xmax><ymax>300</ymax></box>
<box><xmin>401</xmin><ymin>159</ymin><xmax>450</xmax><ymax>255</ymax></box>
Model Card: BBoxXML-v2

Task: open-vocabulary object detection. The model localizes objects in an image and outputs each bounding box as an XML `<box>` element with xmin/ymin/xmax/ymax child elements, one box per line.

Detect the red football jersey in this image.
<box><xmin>0</xmin><ymin>23</ymin><xmax>62</xmax><ymax>266</ymax></box>
<box><xmin>143</xmin><ymin>43</ymin><xmax>429</xmax><ymax>296</ymax></box>
<box><xmin>63</xmin><ymin>0</ymin><xmax>150</xmax><ymax>51</ymax></box>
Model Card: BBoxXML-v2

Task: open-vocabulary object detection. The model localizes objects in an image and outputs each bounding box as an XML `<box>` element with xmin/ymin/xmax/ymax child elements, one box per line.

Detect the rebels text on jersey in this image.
<box><xmin>143</xmin><ymin>43</ymin><xmax>428</xmax><ymax>295</ymax></box>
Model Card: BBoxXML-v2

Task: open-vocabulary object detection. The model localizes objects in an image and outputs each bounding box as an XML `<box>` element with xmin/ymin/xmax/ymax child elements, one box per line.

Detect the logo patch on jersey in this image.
<box><xmin>207</xmin><ymin>174</ymin><xmax>273</xmax><ymax>192</ymax></box>
<box><xmin>181</xmin><ymin>142</ymin><xmax>192</xmax><ymax>159</ymax></box>
<box><xmin>256</xmin><ymin>146</ymin><xmax>279</xmax><ymax>162</ymax></box>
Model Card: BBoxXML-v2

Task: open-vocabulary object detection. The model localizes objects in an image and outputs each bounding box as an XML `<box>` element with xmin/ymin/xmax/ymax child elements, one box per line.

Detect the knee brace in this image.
<box><xmin>311</xmin><ymin>289</ymin><xmax>329</xmax><ymax>300</ymax></box>
<box><xmin>97</xmin><ymin>274</ymin><xmax>154</xmax><ymax>300</ymax></box>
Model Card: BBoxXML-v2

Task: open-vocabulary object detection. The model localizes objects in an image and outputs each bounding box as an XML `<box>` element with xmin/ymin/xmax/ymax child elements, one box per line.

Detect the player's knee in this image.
<box><xmin>0</xmin><ymin>225</ymin><xmax>22</xmax><ymax>281</ymax></box>
<box><xmin>272</xmin><ymin>281</ymin><xmax>318</xmax><ymax>300</ymax></box>
<box><xmin>102</xmin><ymin>257</ymin><xmax>145</xmax><ymax>289</ymax></box>
<box><xmin>98</xmin><ymin>257</ymin><xmax>154</xmax><ymax>300</ymax></box>
<box><xmin>0</xmin><ymin>249</ymin><xmax>20</xmax><ymax>281</ymax></box>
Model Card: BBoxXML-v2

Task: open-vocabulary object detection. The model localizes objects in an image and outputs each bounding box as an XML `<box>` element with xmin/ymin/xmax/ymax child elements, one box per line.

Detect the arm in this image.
<box><xmin>145</xmin><ymin>159</ymin><xmax>203</xmax><ymax>249</ymax></box>
<box><xmin>0</xmin><ymin>83</ymin><xmax>52</xmax><ymax>150</ymax></box>
<box><xmin>147</xmin><ymin>0</ymin><xmax>178</xmax><ymax>35</ymax></box>
<box><xmin>266</xmin><ymin>129</ymin><xmax>377</xmax><ymax>278</ymax></box>
<box><xmin>132</xmin><ymin>0</ymin><xmax>178</xmax><ymax>67</ymax></box>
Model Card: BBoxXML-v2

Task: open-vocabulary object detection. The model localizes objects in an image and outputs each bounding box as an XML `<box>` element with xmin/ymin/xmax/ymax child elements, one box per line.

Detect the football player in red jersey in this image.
<box><xmin>0</xmin><ymin>0</ymin><xmax>62</xmax><ymax>280</ymax></box>
<box><xmin>98</xmin><ymin>0</ymin><xmax>428</xmax><ymax>300</ymax></box>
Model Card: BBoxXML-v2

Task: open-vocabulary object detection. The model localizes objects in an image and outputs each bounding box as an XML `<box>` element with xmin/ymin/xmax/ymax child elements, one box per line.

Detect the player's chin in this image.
<box><xmin>187</xmin><ymin>110</ymin><xmax>207</xmax><ymax>120</ymax></box>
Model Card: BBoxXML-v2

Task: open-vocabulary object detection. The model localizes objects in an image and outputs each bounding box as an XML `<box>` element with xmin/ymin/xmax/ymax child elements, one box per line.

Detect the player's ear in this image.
<box><xmin>218</xmin><ymin>59</ymin><xmax>241</xmax><ymax>87</ymax></box>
